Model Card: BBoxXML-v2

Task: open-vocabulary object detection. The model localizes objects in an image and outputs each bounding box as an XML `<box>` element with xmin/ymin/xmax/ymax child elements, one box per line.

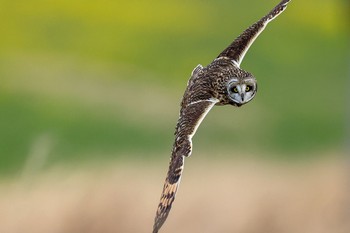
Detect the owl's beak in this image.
<box><xmin>240</xmin><ymin>93</ymin><xmax>245</xmax><ymax>102</ymax></box>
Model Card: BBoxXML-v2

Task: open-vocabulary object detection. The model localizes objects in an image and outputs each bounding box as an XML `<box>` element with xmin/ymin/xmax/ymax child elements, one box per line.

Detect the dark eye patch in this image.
<box><xmin>231</xmin><ymin>86</ymin><xmax>239</xmax><ymax>93</ymax></box>
<box><xmin>246</xmin><ymin>85</ymin><xmax>253</xmax><ymax>92</ymax></box>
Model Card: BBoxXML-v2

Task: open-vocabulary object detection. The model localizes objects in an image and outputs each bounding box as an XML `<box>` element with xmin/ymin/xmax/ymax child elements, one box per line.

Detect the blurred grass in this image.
<box><xmin>0</xmin><ymin>0</ymin><xmax>349</xmax><ymax>174</ymax></box>
<box><xmin>0</xmin><ymin>159</ymin><xmax>348</xmax><ymax>233</ymax></box>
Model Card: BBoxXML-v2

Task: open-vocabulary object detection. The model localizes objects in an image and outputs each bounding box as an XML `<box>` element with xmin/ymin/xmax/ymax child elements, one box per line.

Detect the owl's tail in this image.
<box><xmin>152</xmin><ymin>155</ymin><xmax>185</xmax><ymax>233</ymax></box>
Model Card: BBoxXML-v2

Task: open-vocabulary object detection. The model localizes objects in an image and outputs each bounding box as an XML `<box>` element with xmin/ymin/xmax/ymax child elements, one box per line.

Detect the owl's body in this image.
<box><xmin>184</xmin><ymin>58</ymin><xmax>255</xmax><ymax>107</ymax></box>
<box><xmin>153</xmin><ymin>1</ymin><xmax>291</xmax><ymax>232</ymax></box>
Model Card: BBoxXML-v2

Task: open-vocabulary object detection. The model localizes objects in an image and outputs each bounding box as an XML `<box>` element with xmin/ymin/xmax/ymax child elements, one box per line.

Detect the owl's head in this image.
<box><xmin>204</xmin><ymin>58</ymin><xmax>257</xmax><ymax>107</ymax></box>
<box><xmin>227</xmin><ymin>75</ymin><xmax>257</xmax><ymax>106</ymax></box>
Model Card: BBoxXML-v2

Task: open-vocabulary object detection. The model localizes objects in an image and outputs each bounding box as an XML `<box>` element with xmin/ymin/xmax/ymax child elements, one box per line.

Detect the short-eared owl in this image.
<box><xmin>153</xmin><ymin>0</ymin><xmax>291</xmax><ymax>232</ymax></box>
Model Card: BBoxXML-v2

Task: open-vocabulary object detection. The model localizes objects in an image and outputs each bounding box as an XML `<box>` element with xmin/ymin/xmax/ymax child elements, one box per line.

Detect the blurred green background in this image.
<box><xmin>0</xmin><ymin>0</ymin><xmax>349</xmax><ymax>175</ymax></box>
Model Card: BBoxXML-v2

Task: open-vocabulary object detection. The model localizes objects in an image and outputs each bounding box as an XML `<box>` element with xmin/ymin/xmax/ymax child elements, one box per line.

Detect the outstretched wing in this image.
<box><xmin>153</xmin><ymin>99</ymin><xmax>218</xmax><ymax>233</ymax></box>
<box><xmin>218</xmin><ymin>0</ymin><xmax>291</xmax><ymax>66</ymax></box>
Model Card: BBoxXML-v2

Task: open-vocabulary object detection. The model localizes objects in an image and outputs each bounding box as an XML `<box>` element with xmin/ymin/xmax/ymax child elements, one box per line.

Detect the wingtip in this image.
<box><xmin>279</xmin><ymin>0</ymin><xmax>291</xmax><ymax>6</ymax></box>
<box><xmin>278</xmin><ymin>0</ymin><xmax>292</xmax><ymax>10</ymax></box>
<box><xmin>265</xmin><ymin>0</ymin><xmax>291</xmax><ymax>22</ymax></box>
<box><xmin>152</xmin><ymin>155</ymin><xmax>185</xmax><ymax>233</ymax></box>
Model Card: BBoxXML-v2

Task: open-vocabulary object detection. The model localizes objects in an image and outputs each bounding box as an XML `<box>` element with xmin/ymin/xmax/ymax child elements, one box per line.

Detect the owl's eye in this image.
<box><xmin>231</xmin><ymin>87</ymin><xmax>239</xmax><ymax>93</ymax></box>
<box><xmin>246</xmin><ymin>85</ymin><xmax>253</xmax><ymax>92</ymax></box>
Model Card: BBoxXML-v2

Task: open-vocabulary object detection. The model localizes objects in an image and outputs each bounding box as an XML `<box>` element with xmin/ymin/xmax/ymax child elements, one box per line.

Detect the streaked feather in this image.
<box><xmin>153</xmin><ymin>100</ymin><xmax>217</xmax><ymax>233</ymax></box>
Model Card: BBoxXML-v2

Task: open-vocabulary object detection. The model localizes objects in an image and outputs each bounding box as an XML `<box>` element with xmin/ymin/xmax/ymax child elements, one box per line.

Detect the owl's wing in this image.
<box><xmin>153</xmin><ymin>99</ymin><xmax>218</xmax><ymax>233</ymax></box>
<box><xmin>218</xmin><ymin>0</ymin><xmax>291</xmax><ymax>66</ymax></box>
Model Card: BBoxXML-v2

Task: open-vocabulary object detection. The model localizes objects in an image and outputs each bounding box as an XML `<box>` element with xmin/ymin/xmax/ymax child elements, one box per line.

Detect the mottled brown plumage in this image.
<box><xmin>153</xmin><ymin>1</ymin><xmax>291</xmax><ymax>232</ymax></box>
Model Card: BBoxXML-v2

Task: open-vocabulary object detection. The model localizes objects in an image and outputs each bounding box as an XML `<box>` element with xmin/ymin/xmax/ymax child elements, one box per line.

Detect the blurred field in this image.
<box><xmin>0</xmin><ymin>1</ymin><xmax>349</xmax><ymax>232</ymax></box>
<box><xmin>0</xmin><ymin>156</ymin><xmax>349</xmax><ymax>233</ymax></box>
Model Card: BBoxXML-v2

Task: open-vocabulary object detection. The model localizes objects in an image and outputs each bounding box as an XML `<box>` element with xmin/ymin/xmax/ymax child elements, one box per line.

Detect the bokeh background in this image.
<box><xmin>0</xmin><ymin>0</ymin><xmax>349</xmax><ymax>232</ymax></box>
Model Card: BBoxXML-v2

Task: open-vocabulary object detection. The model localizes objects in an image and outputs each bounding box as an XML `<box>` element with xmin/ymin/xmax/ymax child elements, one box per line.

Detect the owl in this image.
<box><xmin>153</xmin><ymin>0</ymin><xmax>291</xmax><ymax>232</ymax></box>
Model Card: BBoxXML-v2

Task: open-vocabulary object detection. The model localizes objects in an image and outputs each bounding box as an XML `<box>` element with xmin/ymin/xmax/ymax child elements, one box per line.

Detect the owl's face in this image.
<box><xmin>227</xmin><ymin>77</ymin><xmax>257</xmax><ymax>106</ymax></box>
